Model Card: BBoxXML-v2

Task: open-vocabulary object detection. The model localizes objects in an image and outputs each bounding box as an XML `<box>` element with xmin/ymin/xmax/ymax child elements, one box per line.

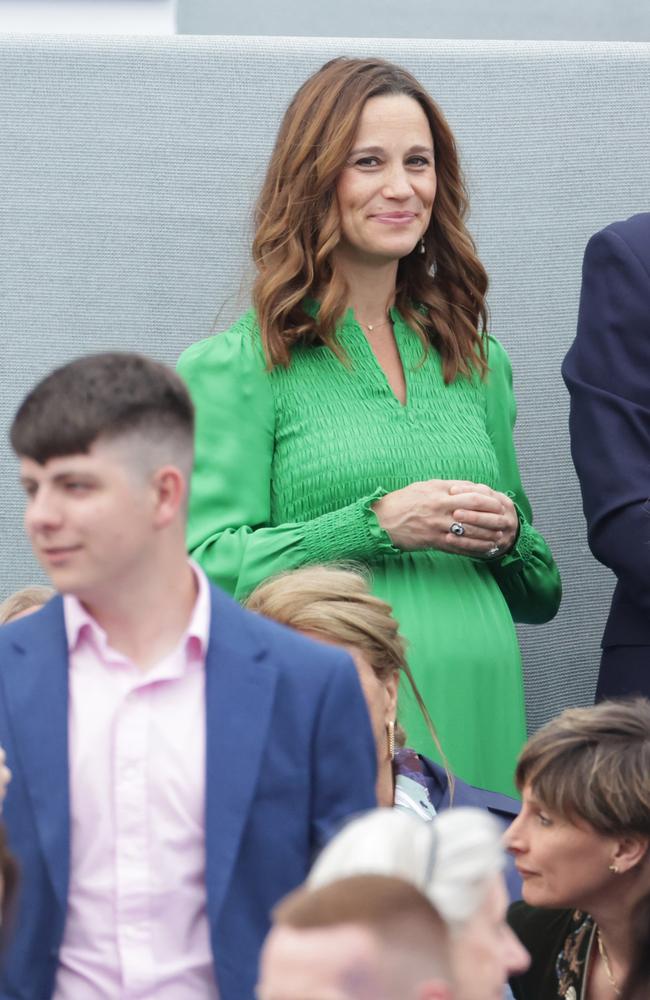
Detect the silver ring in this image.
<box><xmin>450</xmin><ymin>521</ymin><xmax>465</xmax><ymax>536</ymax></box>
<box><xmin>486</xmin><ymin>545</ymin><xmax>500</xmax><ymax>558</ymax></box>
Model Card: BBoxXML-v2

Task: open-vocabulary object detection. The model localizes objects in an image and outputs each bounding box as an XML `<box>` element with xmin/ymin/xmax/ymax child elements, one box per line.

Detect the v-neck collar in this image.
<box><xmin>339</xmin><ymin>305</ymin><xmax>417</xmax><ymax>411</ymax></box>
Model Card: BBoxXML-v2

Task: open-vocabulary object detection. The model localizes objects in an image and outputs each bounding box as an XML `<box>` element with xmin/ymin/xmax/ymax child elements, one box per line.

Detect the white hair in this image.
<box><xmin>308</xmin><ymin>807</ymin><xmax>505</xmax><ymax>929</ymax></box>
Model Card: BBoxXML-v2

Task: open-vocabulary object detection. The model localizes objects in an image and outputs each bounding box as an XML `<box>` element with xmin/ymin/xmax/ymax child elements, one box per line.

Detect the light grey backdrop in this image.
<box><xmin>2</xmin><ymin>35</ymin><xmax>649</xmax><ymax>730</ymax></box>
<box><xmin>177</xmin><ymin>0</ymin><xmax>650</xmax><ymax>40</ymax></box>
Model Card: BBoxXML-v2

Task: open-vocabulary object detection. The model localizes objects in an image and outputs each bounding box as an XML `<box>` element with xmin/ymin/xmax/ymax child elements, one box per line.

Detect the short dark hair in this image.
<box><xmin>10</xmin><ymin>353</ymin><xmax>194</xmax><ymax>465</ymax></box>
<box><xmin>515</xmin><ymin>698</ymin><xmax>650</xmax><ymax>837</ymax></box>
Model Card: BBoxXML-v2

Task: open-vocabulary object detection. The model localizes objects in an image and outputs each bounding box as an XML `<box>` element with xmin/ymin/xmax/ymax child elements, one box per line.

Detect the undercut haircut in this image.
<box><xmin>10</xmin><ymin>353</ymin><xmax>194</xmax><ymax>474</ymax></box>
<box><xmin>515</xmin><ymin>698</ymin><xmax>650</xmax><ymax>837</ymax></box>
<box><xmin>273</xmin><ymin>874</ymin><xmax>450</xmax><ymax>978</ymax></box>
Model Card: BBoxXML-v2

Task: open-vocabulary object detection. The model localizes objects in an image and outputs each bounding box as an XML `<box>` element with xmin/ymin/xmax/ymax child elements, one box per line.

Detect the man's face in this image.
<box><xmin>257</xmin><ymin>924</ymin><xmax>386</xmax><ymax>1000</ymax></box>
<box><xmin>20</xmin><ymin>438</ymin><xmax>158</xmax><ymax>602</ymax></box>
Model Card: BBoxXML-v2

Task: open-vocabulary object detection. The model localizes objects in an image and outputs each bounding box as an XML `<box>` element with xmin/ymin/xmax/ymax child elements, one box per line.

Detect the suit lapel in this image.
<box><xmin>204</xmin><ymin>587</ymin><xmax>278</xmax><ymax>927</ymax></box>
<box><xmin>1</xmin><ymin>597</ymin><xmax>70</xmax><ymax>911</ymax></box>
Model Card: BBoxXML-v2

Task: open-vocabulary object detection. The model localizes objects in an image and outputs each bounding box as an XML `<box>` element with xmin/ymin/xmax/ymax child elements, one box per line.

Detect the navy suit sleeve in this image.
<box><xmin>309</xmin><ymin>651</ymin><xmax>377</xmax><ymax>854</ymax></box>
<box><xmin>563</xmin><ymin>222</ymin><xmax>650</xmax><ymax>607</ymax></box>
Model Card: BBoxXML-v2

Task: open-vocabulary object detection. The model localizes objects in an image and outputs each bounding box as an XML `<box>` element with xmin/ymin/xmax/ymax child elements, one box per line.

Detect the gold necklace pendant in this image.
<box><xmin>365</xmin><ymin>317</ymin><xmax>390</xmax><ymax>333</ymax></box>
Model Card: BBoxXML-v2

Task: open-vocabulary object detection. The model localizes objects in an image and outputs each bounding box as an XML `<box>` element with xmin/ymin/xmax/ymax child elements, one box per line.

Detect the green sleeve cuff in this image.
<box><xmin>487</xmin><ymin>500</ymin><xmax>534</xmax><ymax>569</ymax></box>
<box><xmin>301</xmin><ymin>488</ymin><xmax>400</xmax><ymax>564</ymax></box>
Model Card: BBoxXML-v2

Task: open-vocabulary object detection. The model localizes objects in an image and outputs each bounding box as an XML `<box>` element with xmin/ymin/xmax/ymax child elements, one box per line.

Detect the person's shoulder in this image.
<box><xmin>485</xmin><ymin>335</ymin><xmax>512</xmax><ymax>370</ymax></box>
<box><xmin>176</xmin><ymin>309</ymin><xmax>265</xmax><ymax>376</ymax></box>
<box><xmin>483</xmin><ymin>336</ymin><xmax>515</xmax><ymax>393</ymax></box>
<box><xmin>451</xmin><ymin>770</ymin><xmax>520</xmax><ymax>819</ymax></box>
<box><xmin>0</xmin><ymin>596</ymin><xmax>65</xmax><ymax>675</ymax></box>
<box><xmin>208</xmin><ymin>583</ymin><xmax>355</xmax><ymax>689</ymax></box>
<box><xmin>508</xmin><ymin>905</ymin><xmax>581</xmax><ymax>1000</ymax></box>
<box><xmin>588</xmin><ymin>212</ymin><xmax>650</xmax><ymax>269</ymax></box>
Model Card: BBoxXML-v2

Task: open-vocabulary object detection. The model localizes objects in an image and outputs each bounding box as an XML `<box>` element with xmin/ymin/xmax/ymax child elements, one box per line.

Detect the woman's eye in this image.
<box><xmin>538</xmin><ymin>813</ymin><xmax>552</xmax><ymax>827</ymax></box>
<box><xmin>407</xmin><ymin>156</ymin><xmax>431</xmax><ymax>167</ymax></box>
<box><xmin>354</xmin><ymin>156</ymin><xmax>381</xmax><ymax>167</ymax></box>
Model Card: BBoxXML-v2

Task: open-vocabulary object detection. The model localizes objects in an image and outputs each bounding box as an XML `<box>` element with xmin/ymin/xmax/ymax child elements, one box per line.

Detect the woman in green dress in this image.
<box><xmin>177</xmin><ymin>56</ymin><xmax>561</xmax><ymax>796</ymax></box>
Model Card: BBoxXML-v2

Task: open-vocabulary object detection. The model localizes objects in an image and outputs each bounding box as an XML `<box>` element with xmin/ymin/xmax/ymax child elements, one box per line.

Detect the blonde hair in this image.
<box><xmin>246</xmin><ymin>564</ymin><xmax>447</xmax><ymax>769</ymax></box>
<box><xmin>0</xmin><ymin>585</ymin><xmax>54</xmax><ymax>625</ymax></box>
<box><xmin>515</xmin><ymin>698</ymin><xmax>650</xmax><ymax>837</ymax></box>
<box><xmin>308</xmin><ymin>807</ymin><xmax>505</xmax><ymax>930</ymax></box>
<box><xmin>253</xmin><ymin>57</ymin><xmax>489</xmax><ymax>384</ymax></box>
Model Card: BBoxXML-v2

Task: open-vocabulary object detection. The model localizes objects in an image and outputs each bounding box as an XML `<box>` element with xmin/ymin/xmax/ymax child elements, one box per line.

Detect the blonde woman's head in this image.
<box><xmin>246</xmin><ymin>565</ymin><xmax>447</xmax><ymax>773</ymax></box>
<box><xmin>0</xmin><ymin>585</ymin><xmax>54</xmax><ymax>625</ymax></box>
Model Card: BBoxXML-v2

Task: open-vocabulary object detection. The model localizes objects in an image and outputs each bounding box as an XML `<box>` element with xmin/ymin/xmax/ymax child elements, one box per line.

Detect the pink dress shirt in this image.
<box><xmin>53</xmin><ymin>565</ymin><xmax>219</xmax><ymax>999</ymax></box>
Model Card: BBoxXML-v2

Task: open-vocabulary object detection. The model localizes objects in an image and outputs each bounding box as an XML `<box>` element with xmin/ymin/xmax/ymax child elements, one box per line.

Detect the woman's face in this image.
<box><xmin>452</xmin><ymin>875</ymin><xmax>529</xmax><ymax>1000</ymax></box>
<box><xmin>347</xmin><ymin>648</ymin><xmax>398</xmax><ymax>767</ymax></box>
<box><xmin>335</xmin><ymin>93</ymin><xmax>437</xmax><ymax>265</ymax></box>
<box><xmin>301</xmin><ymin>631</ymin><xmax>398</xmax><ymax>767</ymax></box>
<box><xmin>505</xmin><ymin>784</ymin><xmax>618</xmax><ymax>911</ymax></box>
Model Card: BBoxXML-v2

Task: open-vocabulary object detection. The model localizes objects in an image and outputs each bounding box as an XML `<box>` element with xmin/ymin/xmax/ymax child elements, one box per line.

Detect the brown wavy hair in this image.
<box><xmin>252</xmin><ymin>57</ymin><xmax>488</xmax><ymax>384</ymax></box>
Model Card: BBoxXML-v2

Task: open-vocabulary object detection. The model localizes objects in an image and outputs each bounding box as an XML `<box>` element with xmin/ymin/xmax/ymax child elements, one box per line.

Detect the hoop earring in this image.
<box><xmin>386</xmin><ymin>720</ymin><xmax>395</xmax><ymax>760</ymax></box>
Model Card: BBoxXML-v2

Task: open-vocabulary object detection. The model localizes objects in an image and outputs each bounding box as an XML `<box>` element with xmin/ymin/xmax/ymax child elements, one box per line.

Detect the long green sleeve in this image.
<box><xmin>484</xmin><ymin>336</ymin><xmax>562</xmax><ymax>623</ymax></box>
<box><xmin>177</xmin><ymin>312</ymin><xmax>396</xmax><ymax>599</ymax></box>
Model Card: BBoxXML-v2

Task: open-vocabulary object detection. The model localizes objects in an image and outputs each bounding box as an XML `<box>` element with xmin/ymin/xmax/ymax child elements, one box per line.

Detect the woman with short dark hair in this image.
<box><xmin>507</xmin><ymin>699</ymin><xmax>650</xmax><ymax>999</ymax></box>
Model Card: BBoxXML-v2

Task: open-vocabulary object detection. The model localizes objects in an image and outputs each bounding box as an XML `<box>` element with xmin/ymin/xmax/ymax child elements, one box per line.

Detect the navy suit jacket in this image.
<box><xmin>563</xmin><ymin>213</ymin><xmax>650</xmax><ymax>653</ymax></box>
<box><xmin>0</xmin><ymin>586</ymin><xmax>377</xmax><ymax>1000</ymax></box>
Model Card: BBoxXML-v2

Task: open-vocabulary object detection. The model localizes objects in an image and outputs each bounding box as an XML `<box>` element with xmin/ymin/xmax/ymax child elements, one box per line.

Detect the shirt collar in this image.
<box><xmin>63</xmin><ymin>560</ymin><xmax>211</xmax><ymax>660</ymax></box>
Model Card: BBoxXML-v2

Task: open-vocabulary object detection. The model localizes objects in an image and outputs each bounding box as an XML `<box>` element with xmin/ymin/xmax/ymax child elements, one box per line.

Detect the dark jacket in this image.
<box><xmin>508</xmin><ymin>902</ymin><xmax>595</xmax><ymax>999</ymax></box>
<box><xmin>562</xmin><ymin>213</ymin><xmax>650</xmax><ymax>660</ymax></box>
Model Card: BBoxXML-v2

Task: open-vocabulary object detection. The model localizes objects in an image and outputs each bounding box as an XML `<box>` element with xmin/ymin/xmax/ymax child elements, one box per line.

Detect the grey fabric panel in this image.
<box><xmin>177</xmin><ymin>0</ymin><xmax>650</xmax><ymax>40</ymax></box>
<box><xmin>1</xmin><ymin>35</ymin><xmax>649</xmax><ymax>732</ymax></box>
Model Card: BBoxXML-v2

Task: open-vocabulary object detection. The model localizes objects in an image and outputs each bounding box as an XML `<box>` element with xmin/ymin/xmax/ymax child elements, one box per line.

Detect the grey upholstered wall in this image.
<box><xmin>2</xmin><ymin>35</ymin><xmax>649</xmax><ymax>730</ymax></box>
<box><xmin>177</xmin><ymin>0</ymin><xmax>650</xmax><ymax>40</ymax></box>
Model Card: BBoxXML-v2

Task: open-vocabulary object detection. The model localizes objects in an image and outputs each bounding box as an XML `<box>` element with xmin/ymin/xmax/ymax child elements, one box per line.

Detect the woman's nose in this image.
<box><xmin>382</xmin><ymin>166</ymin><xmax>413</xmax><ymax>199</ymax></box>
<box><xmin>503</xmin><ymin>815</ymin><xmax>523</xmax><ymax>853</ymax></box>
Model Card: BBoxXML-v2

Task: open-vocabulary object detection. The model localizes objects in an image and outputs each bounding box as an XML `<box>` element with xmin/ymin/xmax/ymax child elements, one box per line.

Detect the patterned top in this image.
<box><xmin>509</xmin><ymin>904</ymin><xmax>597</xmax><ymax>1000</ymax></box>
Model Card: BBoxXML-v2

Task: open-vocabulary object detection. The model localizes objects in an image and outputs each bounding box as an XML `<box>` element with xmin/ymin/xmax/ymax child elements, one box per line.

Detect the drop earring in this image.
<box><xmin>419</xmin><ymin>237</ymin><xmax>426</xmax><ymax>255</ymax></box>
<box><xmin>386</xmin><ymin>720</ymin><xmax>395</xmax><ymax>760</ymax></box>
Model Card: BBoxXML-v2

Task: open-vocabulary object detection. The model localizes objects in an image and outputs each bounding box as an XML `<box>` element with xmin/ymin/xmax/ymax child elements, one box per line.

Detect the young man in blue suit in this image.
<box><xmin>563</xmin><ymin>212</ymin><xmax>650</xmax><ymax>700</ymax></box>
<box><xmin>0</xmin><ymin>352</ymin><xmax>376</xmax><ymax>1000</ymax></box>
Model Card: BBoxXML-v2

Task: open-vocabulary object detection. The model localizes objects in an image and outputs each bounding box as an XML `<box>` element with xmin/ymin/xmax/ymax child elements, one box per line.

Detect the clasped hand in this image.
<box><xmin>372</xmin><ymin>479</ymin><xmax>518</xmax><ymax>557</ymax></box>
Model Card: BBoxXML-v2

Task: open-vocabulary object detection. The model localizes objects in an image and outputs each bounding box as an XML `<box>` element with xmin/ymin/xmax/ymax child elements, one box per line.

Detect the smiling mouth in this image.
<box><xmin>371</xmin><ymin>212</ymin><xmax>417</xmax><ymax>222</ymax></box>
<box><xmin>41</xmin><ymin>546</ymin><xmax>81</xmax><ymax>559</ymax></box>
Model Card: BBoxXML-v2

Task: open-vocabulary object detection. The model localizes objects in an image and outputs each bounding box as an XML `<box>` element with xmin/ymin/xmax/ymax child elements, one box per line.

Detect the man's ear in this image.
<box><xmin>151</xmin><ymin>465</ymin><xmax>186</xmax><ymax>528</ymax></box>
<box><xmin>611</xmin><ymin>834</ymin><xmax>650</xmax><ymax>874</ymax></box>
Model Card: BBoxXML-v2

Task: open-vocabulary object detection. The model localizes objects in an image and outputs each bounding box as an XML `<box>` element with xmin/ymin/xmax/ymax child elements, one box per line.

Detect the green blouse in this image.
<box><xmin>178</xmin><ymin>308</ymin><xmax>561</xmax><ymax>795</ymax></box>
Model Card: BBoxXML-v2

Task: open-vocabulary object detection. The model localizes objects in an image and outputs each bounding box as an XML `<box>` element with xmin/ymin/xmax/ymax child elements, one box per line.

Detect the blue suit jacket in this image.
<box><xmin>562</xmin><ymin>213</ymin><xmax>650</xmax><ymax>653</ymax></box>
<box><xmin>0</xmin><ymin>586</ymin><xmax>377</xmax><ymax>1000</ymax></box>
